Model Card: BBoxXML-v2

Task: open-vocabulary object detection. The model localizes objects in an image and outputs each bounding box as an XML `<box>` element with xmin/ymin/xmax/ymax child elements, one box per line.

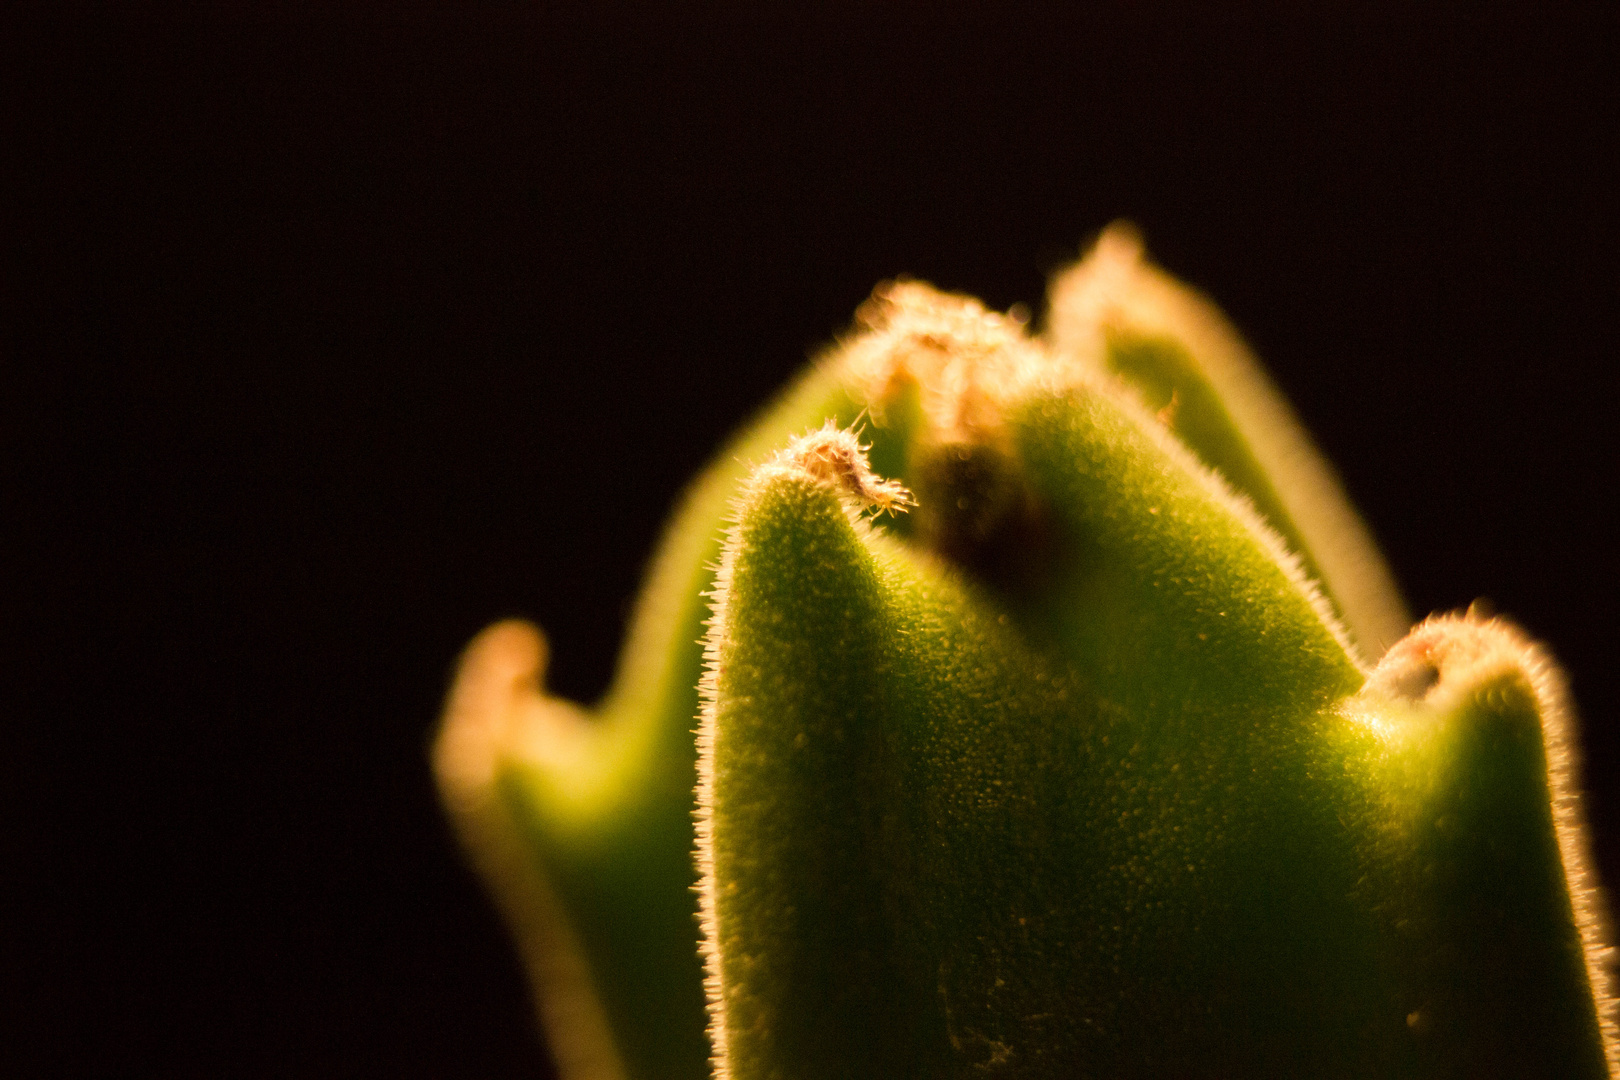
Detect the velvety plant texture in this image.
<box><xmin>434</xmin><ymin>226</ymin><xmax>1615</xmax><ymax>1080</ymax></box>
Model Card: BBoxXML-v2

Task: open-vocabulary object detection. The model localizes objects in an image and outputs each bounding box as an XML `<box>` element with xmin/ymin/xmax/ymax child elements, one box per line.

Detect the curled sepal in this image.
<box><xmin>435</xmin><ymin>622</ymin><xmax>629</xmax><ymax>1080</ymax></box>
<box><xmin>1346</xmin><ymin>615</ymin><xmax>1616</xmax><ymax>1077</ymax></box>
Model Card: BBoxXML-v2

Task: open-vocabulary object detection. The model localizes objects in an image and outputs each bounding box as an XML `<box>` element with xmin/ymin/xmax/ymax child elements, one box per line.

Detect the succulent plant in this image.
<box><xmin>434</xmin><ymin>225</ymin><xmax>1614</xmax><ymax>1079</ymax></box>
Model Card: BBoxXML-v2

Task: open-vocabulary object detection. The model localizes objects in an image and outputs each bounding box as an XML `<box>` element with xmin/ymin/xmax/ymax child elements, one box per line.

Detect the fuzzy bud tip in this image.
<box><xmin>776</xmin><ymin>421</ymin><xmax>915</xmax><ymax>516</ymax></box>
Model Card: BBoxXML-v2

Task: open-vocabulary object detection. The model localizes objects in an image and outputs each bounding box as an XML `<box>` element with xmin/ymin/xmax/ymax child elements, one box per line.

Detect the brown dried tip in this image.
<box><xmin>776</xmin><ymin>421</ymin><xmax>915</xmax><ymax>516</ymax></box>
<box><xmin>1364</xmin><ymin>612</ymin><xmax>1547</xmax><ymax>709</ymax></box>
<box><xmin>843</xmin><ymin>279</ymin><xmax>1053</xmax><ymax>442</ymax></box>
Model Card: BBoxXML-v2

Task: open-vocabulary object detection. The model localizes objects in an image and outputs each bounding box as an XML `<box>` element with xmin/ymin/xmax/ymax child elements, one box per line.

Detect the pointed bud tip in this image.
<box><xmin>772</xmin><ymin>421</ymin><xmax>915</xmax><ymax>516</ymax></box>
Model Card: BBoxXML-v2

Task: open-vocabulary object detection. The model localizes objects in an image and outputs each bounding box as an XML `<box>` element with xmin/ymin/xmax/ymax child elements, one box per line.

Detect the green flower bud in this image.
<box><xmin>437</xmin><ymin>226</ymin><xmax>1613</xmax><ymax>1079</ymax></box>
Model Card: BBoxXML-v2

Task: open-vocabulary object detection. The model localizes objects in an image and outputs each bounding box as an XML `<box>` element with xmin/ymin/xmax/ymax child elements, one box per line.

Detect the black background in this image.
<box><xmin>5</xmin><ymin>4</ymin><xmax>1618</xmax><ymax>1076</ymax></box>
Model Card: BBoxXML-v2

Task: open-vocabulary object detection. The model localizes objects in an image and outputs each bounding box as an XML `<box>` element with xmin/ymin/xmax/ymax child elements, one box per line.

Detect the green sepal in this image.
<box><xmin>1046</xmin><ymin>224</ymin><xmax>1410</xmax><ymax>659</ymax></box>
<box><xmin>701</xmin><ymin>389</ymin><xmax>1382</xmax><ymax>1077</ymax></box>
